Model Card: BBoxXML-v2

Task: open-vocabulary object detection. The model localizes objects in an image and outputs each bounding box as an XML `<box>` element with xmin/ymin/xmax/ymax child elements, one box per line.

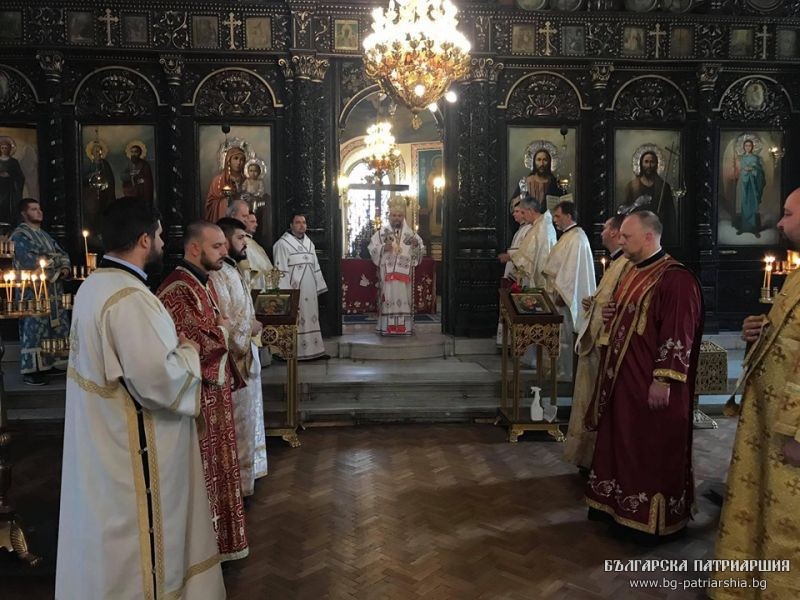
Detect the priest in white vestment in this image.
<box><xmin>368</xmin><ymin>198</ymin><xmax>425</xmax><ymax>336</ymax></box>
<box><xmin>497</xmin><ymin>196</ymin><xmax>529</xmax><ymax>345</ymax></box>
<box><xmin>542</xmin><ymin>200</ymin><xmax>596</xmax><ymax>380</ymax></box>
<box><xmin>565</xmin><ymin>214</ymin><xmax>631</xmax><ymax>469</ymax></box>
<box><xmin>228</xmin><ymin>199</ymin><xmax>274</xmax><ymax>291</ymax></box>
<box><xmin>56</xmin><ymin>200</ymin><xmax>225</xmax><ymax>600</ymax></box>
<box><xmin>211</xmin><ymin>217</ymin><xmax>268</xmax><ymax>495</ymax></box>
<box><xmin>508</xmin><ymin>197</ymin><xmax>557</xmax><ymax>289</ymax></box>
<box><xmin>273</xmin><ymin>213</ymin><xmax>329</xmax><ymax>360</ymax></box>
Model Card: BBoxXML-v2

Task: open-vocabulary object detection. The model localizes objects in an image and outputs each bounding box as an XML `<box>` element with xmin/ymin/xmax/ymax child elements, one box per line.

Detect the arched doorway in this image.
<box><xmin>338</xmin><ymin>90</ymin><xmax>445</xmax><ymax>332</ymax></box>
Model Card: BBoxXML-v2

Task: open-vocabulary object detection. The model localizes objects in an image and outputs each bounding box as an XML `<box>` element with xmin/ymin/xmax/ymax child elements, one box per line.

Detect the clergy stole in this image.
<box><xmin>564</xmin><ymin>255</ymin><xmax>631</xmax><ymax>468</ymax></box>
<box><xmin>509</xmin><ymin>213</ymin><xmax>556</xmax><ymax>289</ymax></box>
<box><xmin>157</xmin><ymin>266</ymin><xmax>249</xmax><ymax>561</ymax></box>
<box><xmin>585</xmin><ymin>254</ymin><xmax>703</xmax><ymax>535</ymax></box>
<box><xmin>57</xmin><ymin>267</ymin><xmax>225</xmax><ymax>600</ymax></box>
<box><xmin>239</xmin><ymin>234</ymin><xmax>273</xmax><ymax>291</ymax></box>
<box><xmin>368</xmin><ymin>221</ymin><xmax>424</xmax><ymax>335</ymax></box>
<box><xmin>273</xmin><ymin>232</ymin><xmax>328</xmax><ymax>359</ymax></box>
<box><xmin>711</xmin><ymin>270</ymin><xmax>800</xmax><ymax>598</ymax></box>
<box><xmin>210</xmin><ymin>260</ymin><xmax>268</xmax><ymax>497</ymax></box>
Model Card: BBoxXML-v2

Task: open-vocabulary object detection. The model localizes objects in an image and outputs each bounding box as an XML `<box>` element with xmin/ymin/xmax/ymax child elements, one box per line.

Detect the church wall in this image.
<box><xmin>0</xmin><ymin>2</ymin><xmax>799</xmax><ymax>335</ymax></box>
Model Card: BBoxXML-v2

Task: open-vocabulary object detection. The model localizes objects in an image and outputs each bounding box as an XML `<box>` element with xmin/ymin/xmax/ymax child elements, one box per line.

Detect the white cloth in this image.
<box><xmin>273</xmin><ymin>232</ymin><xmax>328</xmax><ymax>359</ymax></box>
<box><xmin>209</xmin><ymin>260</ymin><xmax>268</xmax><ymax>496</ymax></box>
<box><xmin>509</xmin><ymin>212</ymin><xmax>556</xmax><ymax>289</ymax></box>
<box><xmin>56</xmin><ymin>267</ymin><xmax>225</xmax><ymax>600</ymax></box>
<box><xmin>368</xmin><ymin>220</ymin><xmax>425</xmax><ymax>336</ymax></box>
<box><xmin>542</xmin><ymin>225</ymin><xmax>597</xmax><ymax>379</ymax></box>
<box><xmin>241</xmin><ymin>234</ymin><xmax>273</xmax><ymax>291</ymax></box>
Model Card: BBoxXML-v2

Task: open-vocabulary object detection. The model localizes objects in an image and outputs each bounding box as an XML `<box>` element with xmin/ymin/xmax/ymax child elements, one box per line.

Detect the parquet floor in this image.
<box><xmin>3</xmin><ymin>420</ymin><xmax>736</xmax><ymax>599</ymax></box>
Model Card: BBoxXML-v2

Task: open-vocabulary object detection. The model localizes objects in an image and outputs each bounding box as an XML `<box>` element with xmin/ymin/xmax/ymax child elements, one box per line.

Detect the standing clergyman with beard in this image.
<box><xmin>56</xmin><ymin>200</ymin><xmax>225</xmax><ymax>599</ymax></box>
<box><xmin>157</xmin><ymin>221</ymin><xmax>249</xmax><ymax>562</ymax></box>
<box><xmin>210</xmin><ymin>217</ymin><xmax>268</xmax><ymax>496</ymax></box>
<box><xmin>623</xmin><ymin>150</ymin><xmax>677</xmax><ymax>245</ymax></box>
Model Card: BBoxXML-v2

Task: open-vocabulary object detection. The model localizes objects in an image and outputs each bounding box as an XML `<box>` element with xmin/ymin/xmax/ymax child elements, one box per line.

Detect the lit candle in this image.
<box><xmin>82</xmin><ymin>230</ymin><xmax>90</xmax><ymax>266</ymax></box>
<box><xmin>600</xmin><ymin>256</ymin><xmax>607</xmax><ymax>276</ymax></box>
<box><xmin>3</xmin><ymin>273</ymin><xmax>10</xmax><ymax>304</ymax></box>
<box><xmin>763</xmin><ymin>256</ymin><xmax>770</xmax><ymax>288</ymax></box>
<box><xmin>40</xmin><ymin>273</ymin><xmax>48</xmax><ymax>301</ymax></box>
<box><xmin>20</xmin><ymin>271</ymin><xmax>29</xmax><ymax>302</ymax></box>
<box><xmin>766</xmin><ymin>257</ymin><xmax>774</xmax><ymax>291</ymax></box>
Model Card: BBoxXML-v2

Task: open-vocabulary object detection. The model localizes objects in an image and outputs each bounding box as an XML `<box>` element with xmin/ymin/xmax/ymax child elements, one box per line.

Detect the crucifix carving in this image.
<box><xmin>538</xmin><ymin>21</ymin><xmax>556</xmax><ymax>57</ymax></box>
<box><xmin>648</xmin><ymin>23</ymin><xmax>666</xmax><ymax>59</ymax></box>
<box><xmin>98</xmin><ymin>8</ymin><xmax>118</xmax><ymax>47</ymax></box>
<box><xmin>348</xmin><ymin>179</ymin><xmax>409</xmax><ymax>229</ymax></box>
<box><xmin>755</xmin><ymin>25</ymin><xmax>771</xmax><ymax>60</ymax></box>
<box><xmin>222</xmin><ymin>12</ymin><xmax>242</xmax><ymax>50</ymax></box>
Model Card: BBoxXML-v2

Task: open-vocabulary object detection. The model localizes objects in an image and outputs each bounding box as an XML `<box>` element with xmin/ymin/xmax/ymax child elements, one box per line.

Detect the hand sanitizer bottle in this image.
<box><xmin>530</xmin><ymin>386</ymin><xmax>543</xmax><ymax>421</ymax></box>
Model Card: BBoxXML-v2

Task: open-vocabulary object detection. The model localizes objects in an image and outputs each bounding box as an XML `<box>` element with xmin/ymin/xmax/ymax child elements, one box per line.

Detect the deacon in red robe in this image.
<box><xmin>584</xmin><ymin>211</ymin><xmax>703</xmax><ymax>537</ymax></box>
<box><xmin>157</xmin><ymin>221</ymin><xmax>249</xmax><ymax>561</ymax></box>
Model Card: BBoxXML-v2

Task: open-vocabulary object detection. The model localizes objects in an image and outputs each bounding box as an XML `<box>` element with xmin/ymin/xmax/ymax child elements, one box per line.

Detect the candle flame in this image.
<box><xmin>82</xmin><ymin>230</ymin><xmax>89</xmax><ymax>238</ymax></box>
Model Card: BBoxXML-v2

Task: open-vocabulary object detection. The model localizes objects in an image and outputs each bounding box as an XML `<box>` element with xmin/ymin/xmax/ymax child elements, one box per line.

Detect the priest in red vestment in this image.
<box><xmin>584</xmin><ymin>211</ymin><xmax>703</xmax><ymax>538</ymax></box>
<box><xmin>157</xmin><ymin>221</ymin><xmax>249</xmax><ymax>561</ymax></box>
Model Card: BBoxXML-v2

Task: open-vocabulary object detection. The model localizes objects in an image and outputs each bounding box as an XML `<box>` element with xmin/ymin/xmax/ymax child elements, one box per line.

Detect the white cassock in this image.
<box><xmin>273</xmin><ymin>231</ymin><xmax>328</xmax><ymax>359</ymax></box>
<box><xmin>368</xmin><ymin>220</ymin><xmax>425</xmax><ymax>335</ymax></box>
<box><xmin>239</xmin><ymin>235</ymin><xmax>274</xmax><ymax>367</ymax></box>
<box><xmin>542</xmin><ymin>224</ymin><xmax>596</xmax><ymax>379</ymax></box>
<box><xmin>496</xmin><ymin>221</ymin><xmax>532</xmax><ymax>345</ymax></box>
<box><xmin>509</xmin><ymin>211</ymin><xmax>557</xmax><ymax>289</ymax></box>
<box><xmin>240</xmin><ymin>234</ymin><xmax>273</xmax><ymax>291</ymax></box>
<box><xmin>210</xmin><ymin>260</ymin><xmax>268</xmax><ymax>496</ymax></box>
<box><xmin>56</xmin><ymin>266</ymin><xmax>225</xmax><ymax>600</ymax></box>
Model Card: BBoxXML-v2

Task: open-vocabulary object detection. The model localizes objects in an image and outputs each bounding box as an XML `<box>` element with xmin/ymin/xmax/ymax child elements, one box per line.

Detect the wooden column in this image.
<box><xmin>36</xmin><ymin>51</ymin><xmax>66</xmax><ymax>245</ymax></box>
<box><xmin>449</xmin><ymin>57</ymin><xmax>503</xmax><ymax>337</ymax></box>
<box><xmin>159</xmin><ymin>54</ymin><xmax>186</xmax><ymax>260</ymax></box>
<box><xmin>588</xmin><ymin>62</ymin><xmax>613</xmax><ymax>248</ymax></box>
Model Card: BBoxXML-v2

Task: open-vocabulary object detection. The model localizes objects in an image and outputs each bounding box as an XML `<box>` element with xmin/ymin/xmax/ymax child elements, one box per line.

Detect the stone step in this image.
<box><xmin>333</xmin><ymin>333</ymin><xmax>451</xmax><ymax>360</ymax></box>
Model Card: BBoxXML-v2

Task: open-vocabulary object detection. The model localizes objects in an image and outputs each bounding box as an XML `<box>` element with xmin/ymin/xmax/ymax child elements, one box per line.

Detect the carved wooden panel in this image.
<box><xmin>0</xmin><ymin>68</ymin><xmax>37</xmax><ymax>115</ymax></box>
<box><xmin>339</xmin><ymin>61</ymin><xmax>371</xmax><ymax>112</ymax></box>
<box><xmin>75</xmin><ymin>69</ymin><xmax>158</xmax><ymax>118</ymax></box>
<box><xmin>719</xmin><ymin>77</ymin><xmax>790</xmax><ymax>123</ymax></box>
<box><xmin>152</xmin><ymin>10</ymin><xmax>190</xmax><ymax>50</ymax></box>
<box><xmin>506</xmin><ymin>73</ymin><xmax>581</xmax><ymax>121</ymax></box>
<box><xmin>613</xmin><ymin>76</ymin><xmax>687</xmax><ymax>122</ymax></box>
<box><xmin>27</xmin><ymin>7</ymin><xmax>66</xmax><ymax>45</ymax></box>
<box><xmin>194</xmin><ymin>70</ymin><xmax>275</xmax><ymax>117</ymax></box>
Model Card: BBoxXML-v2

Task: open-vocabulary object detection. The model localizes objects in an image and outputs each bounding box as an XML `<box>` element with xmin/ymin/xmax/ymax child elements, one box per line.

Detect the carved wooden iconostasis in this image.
<box><xmin>0</xmin><ymin>1</ymin><xmax>798</xmax><ymax>336</ymax></box>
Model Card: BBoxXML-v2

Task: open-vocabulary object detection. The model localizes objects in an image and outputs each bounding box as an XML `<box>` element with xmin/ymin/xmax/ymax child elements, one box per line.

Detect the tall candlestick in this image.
<box><xmin>763</xmin><ymin>256</ymin><xmax>769</xmax><ymax>288</ymax></box>
<box><xmin>82</xmin><ymin>230</ymin><xmax>90</xmax><ymax>266</ymax></box>
<box><xmin>42</xmin><ymin>273</ymin><xmax>48</xmax><ymax>301</ymax></box>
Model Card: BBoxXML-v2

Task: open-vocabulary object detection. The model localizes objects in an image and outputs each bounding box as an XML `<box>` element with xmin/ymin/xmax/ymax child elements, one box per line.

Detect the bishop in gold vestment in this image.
<box><xmin>711</xmin><ymin>191</ymin><xmax>800</xmax><ymax>599</ymax></box>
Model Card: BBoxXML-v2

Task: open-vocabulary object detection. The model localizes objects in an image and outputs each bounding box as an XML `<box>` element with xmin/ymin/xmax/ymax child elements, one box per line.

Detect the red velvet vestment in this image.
<box><xmin>157</xmin><ymin>265</ymin><xmax>249</xmax><ymax>560</ymax></box>
<box><xmin>585</xmin><ymin>253</ymin><xmax>703</xmax><ymax>535</ymax></box>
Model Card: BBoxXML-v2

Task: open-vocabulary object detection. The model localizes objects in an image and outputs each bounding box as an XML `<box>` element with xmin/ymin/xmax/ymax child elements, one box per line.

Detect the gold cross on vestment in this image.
<box><xmin>98</xmin><ymin>8</ymin><xmax>119</xmax><ymax>47</ymax></box>
<box><xmin>756</xmin><ymin>25</ymin><xmax>771</xmax><ymax>60</ymax></box>
<box><xmin>223</xmin><ymin>12</ymin><xmax>242</xmax><ymax>50</ymax></box>
<box><xmin>538</xmin><ymin>21</ymin><xmax>557</xmax><ymax>56</ymax></box>
<box><xmin>648</xmin><ymin>24</ymin><xmax>666</xmax><ymax>59</ymax></box>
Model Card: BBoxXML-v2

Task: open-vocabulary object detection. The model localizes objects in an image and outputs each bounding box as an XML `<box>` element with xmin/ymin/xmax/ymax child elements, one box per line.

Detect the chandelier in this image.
<box><xmin>363</xmin><ymin>0</ymin><xmax>471</xmax><ymax>129</ymax></box>
<box><xmin>364</xmin><ymin>122</ymin><xmax>400</xmax><ymax>179</ymax></box>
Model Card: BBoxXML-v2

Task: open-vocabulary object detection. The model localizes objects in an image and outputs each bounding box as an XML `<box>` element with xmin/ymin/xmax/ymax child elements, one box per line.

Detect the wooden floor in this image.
<box><xmin>3</xmin><ymin>419</ymin><xmax>737</xmax><ymax>599</ymax></box>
